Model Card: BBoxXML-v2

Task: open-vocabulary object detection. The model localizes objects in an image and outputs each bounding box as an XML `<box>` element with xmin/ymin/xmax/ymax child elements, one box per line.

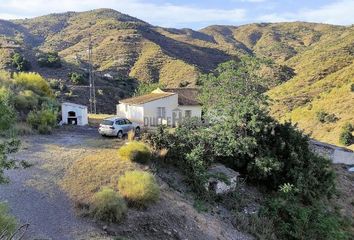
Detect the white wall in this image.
<box><xmin>61</xmin><ymin>103</ymin><xmax>88</xmax><ymax>126</ymax></box>
<box><xmin>179</xmin><ymin>105</ymin><xmax>202</xmax><ymax>118</ymax></box>
<box><xmin>116</xmin><ymin>94</ymin><xmax>203</xmax><ymax>127</ymax></box>
<box><xmin>117</xmin><ymin>103</ymin><xmax>144</xmax><ymax>123</ymax></box>
<box><xmin>143</xmin><ymin>94</ymin><xmax>179</xmax><ymax>126</ymax></box>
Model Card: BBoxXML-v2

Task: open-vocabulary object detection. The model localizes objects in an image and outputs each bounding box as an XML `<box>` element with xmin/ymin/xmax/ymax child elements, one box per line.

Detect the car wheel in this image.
<box><xmin>135</xmin><ymin>127</ymin><xmax>141</xmax><ymax>135</ymax></box>
<box><xmin>117</xmin><ymin>130</ymin><xmax>123</xmax><ymax>139</ymax></box>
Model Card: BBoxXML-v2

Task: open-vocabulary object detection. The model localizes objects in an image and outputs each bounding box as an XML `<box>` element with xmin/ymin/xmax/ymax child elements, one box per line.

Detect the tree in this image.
<box><xmin>37</xmin><ymin>52</ymin><xmax>61</xmax><ymax>68</ymax></box>
<box><xmin>199</xmin><ymin>57</ymin><xmax>335</xmax><ymax>201</ymax></box>
<box><xmin>11</xmin><ymin>53</ymin><xmax>31</xmax><ymax>71</ymax></box>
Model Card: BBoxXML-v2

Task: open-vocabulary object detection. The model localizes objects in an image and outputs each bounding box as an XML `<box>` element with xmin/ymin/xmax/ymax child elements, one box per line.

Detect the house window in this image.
<box><xmin>157</xmin><ymin>107</ymin><xmax>166</xmax><ymax>118</ymax></box>
<box><xmin>185</xmin><ymin>110</ymin><xmax>192</xmax><ymax>118</ymax></box>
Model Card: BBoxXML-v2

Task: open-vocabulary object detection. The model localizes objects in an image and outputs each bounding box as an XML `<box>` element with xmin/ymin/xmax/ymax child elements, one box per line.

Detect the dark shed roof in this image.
<box><xmin>163</xmin><ymin>88</ymin><xmax>200</xmax><ymax>106</ymax></box>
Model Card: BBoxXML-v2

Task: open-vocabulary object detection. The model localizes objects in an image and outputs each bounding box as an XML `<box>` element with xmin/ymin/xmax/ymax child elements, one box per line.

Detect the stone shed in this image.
<box><xmin>61</xmin><ymin>102</ymin><xmax>88</xmax><ymax>126</ymax></box>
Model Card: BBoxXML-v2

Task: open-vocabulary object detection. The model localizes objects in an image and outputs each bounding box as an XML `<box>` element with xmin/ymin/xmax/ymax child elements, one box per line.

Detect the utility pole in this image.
<box><xmin>88</xmin><ymin>36</ymin><xmax>97</xmax><ymax>114</ymax></box>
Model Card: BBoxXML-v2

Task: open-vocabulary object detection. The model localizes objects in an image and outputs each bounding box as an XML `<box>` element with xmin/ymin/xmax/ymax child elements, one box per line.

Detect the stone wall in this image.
<box><xmin>309</xmin><ymin>140</ymin><xmax>354</xmax><ymax>165</ymax></box>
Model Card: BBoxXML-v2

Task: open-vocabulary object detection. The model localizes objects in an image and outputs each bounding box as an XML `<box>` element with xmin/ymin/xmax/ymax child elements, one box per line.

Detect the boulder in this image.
<box><xmin>205</xmin><ymin>164</ymin><xmax>240</xmax><ymax>194</ymax></box>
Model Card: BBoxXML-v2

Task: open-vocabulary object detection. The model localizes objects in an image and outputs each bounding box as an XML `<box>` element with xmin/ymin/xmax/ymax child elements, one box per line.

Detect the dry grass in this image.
<box><xmin>88</xmin><ymin>114</ymin><xmax>114</xmax><ymax>127</ymax></box>
<box><xmin>61</xmin><ymin>149</ymin><xmax>136</xmax><ymax>205</ymax></box>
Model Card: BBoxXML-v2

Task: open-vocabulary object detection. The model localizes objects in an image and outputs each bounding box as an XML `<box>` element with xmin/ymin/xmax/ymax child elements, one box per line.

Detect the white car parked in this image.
<box><xmin>98</xmin><ymin>117</ymin><xmax>141</xmax><ymax>138</ymax></box>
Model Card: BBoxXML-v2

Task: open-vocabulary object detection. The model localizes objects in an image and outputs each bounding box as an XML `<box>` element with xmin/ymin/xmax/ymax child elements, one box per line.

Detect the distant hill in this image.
<box><xmin>0</xmin><ymin>9</ymin><xmax>353</xmax><ymax>148</ymax></box>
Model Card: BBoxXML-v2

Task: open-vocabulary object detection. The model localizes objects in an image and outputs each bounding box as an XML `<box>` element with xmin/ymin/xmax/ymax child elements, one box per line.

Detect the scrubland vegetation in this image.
<box><xmin>144</xmin><ymin>60</ymin><xmax>353</xmax><ymax>239</ymax></box>
<box><xmin>0</xmin><ymin>71</ymin><xmax>58</xmax><ymax>135</ymax></box>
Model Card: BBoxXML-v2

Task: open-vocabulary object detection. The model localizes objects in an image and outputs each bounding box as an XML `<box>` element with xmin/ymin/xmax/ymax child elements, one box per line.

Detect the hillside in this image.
<box><xmin>0</xmin><ymin>9</ymin><xmax>353</xmax><ymax>147</ymax></box>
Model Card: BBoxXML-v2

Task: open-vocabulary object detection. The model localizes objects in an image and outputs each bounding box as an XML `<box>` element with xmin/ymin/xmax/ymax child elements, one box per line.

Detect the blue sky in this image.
<box><xmin>0</xmin><ymin>0</ymin><xmax>353</xmax><ymax>29</ymax></box>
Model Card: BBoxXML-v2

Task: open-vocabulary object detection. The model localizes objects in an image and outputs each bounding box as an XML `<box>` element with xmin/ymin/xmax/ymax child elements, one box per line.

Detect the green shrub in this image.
<box><xmin>0</xmin><ymin>89</ymin><xmax>16</xmax><ymax>132</ymax></box>
<box><xmin>0</xmin><ymin>202</ymin><xmax>17</xmax><ymax>237</ymax></box>
<box><xmin>339</xmin><ymin>123</ymin><xmax>353</xmax><ymax>146</ymax></box>
<box><xmin>37</xmin><ymin>52</ymin><xmax>61</xmax><ymax>68</ymax></box>
<box><xmin>13</xmin><ymin>72</ymin><xmax>52</xmax><ymax>97</ymax></box>
<box><xmin>264</xmin><ymin>196</ymin><xmax>349</xmax><ymax>240</ymax></box>
<box><xmin>27</xmin><ymin>107</ymin><xmax>57</xmax><ymax>134</ymax></box>
<box><xmin>68</xmin><ymin>72</ymin><xmax>85</xmax><ymax>85</ymax></box>
<box><xmin>14</xmin><ymin>90</ymin><xmax>39</xmax><ymax>112</ymax></box>
<box><xmin>316</xmin><ymin>111</ymin><xmax>338</xmax><ymax>123</ymax></box>
<box><xmin>91</xmin><ymin>188</ymin><xmax>127</xmax><ymax>223</ymax></box>
<box><xmin>118</xmin><ymin>141</ymin><xmax>151</xmax><ymax>164</ymax></box>
<box><xmin>11</xmin><ymin>53</ymin><xmax>31</xmax><ymax>71</ymax></box>
<box><xmin>118</xmin><ymin>170</ymin><xmax>160</xmax><ymax>207</ymax></box>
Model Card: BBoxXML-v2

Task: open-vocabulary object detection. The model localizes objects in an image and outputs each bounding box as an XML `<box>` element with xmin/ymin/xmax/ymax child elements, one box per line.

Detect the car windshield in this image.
<box><xmin>101</xmin><ymin>120</ymin><xmax>113</xmax><ymax>126</ymax></box>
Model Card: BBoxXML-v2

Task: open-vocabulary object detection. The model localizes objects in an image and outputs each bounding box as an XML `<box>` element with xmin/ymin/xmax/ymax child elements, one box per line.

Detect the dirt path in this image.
<box><xmin>0</xmin><ymin>127</ymin><xmax>252</xmax><ymax>240</ymax></box>
<box><xmin>0</xmin><ymin>127</ymin><xmax>112</xmax><ymax>240</ymax></box>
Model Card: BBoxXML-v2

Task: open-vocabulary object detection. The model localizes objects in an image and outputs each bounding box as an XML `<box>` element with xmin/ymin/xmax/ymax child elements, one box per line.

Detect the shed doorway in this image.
<box><xmin>68</xmin><ymin>111</ymin><xmax>77</xmax><ymax>125</ymax></box>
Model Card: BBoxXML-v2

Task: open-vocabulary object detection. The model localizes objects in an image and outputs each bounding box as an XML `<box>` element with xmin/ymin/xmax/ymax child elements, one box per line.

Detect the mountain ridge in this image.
<box><xmin>0</xmin><ymin>8</ymin><xmax>353</xmax><ymax>148</ymax></box>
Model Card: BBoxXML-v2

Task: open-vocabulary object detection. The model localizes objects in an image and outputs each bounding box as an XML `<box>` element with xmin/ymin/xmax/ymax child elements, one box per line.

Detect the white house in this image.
<box><xmin>116</xmin><ymin>88</ymin><xmax>202</xmax><ymax>127</ymax></box>
<box><xmin>61</xmin><ymin>102</ymin><xmax>88</xmax><ymax>126</ymax></box>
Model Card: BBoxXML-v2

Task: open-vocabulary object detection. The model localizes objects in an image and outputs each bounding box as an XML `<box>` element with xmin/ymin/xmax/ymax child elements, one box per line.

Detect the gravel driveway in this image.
<box><xmin>0</xmin><ymin>127</ymin><xmax>113</xmax><ymax>240</ymax></box>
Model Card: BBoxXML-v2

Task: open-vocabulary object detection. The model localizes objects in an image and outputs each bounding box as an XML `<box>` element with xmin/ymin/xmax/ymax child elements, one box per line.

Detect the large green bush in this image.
<box><xmin>118</xmin><ymin>170</ymin><xmax>160</xmax><ymax>207</ymax></box>
<box><xmin>263</xmin><ymin>195</ymin><xmax>349</xmax><ymax>240</ymax></box>
<box><xmin>37</xmin><ymin>52</ymin><xmax>61</xmax><ymax>68</ymax></box>
<box><xmin>27</xmin><ymin>107</ymin><xmax>57</xmax><ymax>134</ymax></box>
<box><xmin>11</xmin><ymin>53</ymin><xmax>31</xmax><ymax>71</ymax></box>
<box><xmin>118</xmin><ymin>141</ymin><xmax>151</xmax><ymax>164</ymax></box>
<box><xmin>91</xmin><ymin>188</ymin><xmax>127</xmax><ymax>223</ymax></box>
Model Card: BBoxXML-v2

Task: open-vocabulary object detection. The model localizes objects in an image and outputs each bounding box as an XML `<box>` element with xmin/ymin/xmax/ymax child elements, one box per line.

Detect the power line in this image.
<box><xmin>88</xmin><ymin>36</ymin><xmax>97</xmax><ymax>114</ymax></box>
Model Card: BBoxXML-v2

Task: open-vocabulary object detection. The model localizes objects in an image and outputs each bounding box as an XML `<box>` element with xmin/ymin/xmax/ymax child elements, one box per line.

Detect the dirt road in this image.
<box><xmin>0</xmin><ymin>127</ymin><xmax>111</xmax><ymax>240</ymax></box>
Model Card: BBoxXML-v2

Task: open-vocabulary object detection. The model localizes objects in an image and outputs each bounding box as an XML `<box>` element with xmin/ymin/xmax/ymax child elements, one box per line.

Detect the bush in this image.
<box><xmin>27</xmin><ymin>107</ymin><xmax>57</xmax><ymax>134</ymax></box>
<box><xmin>14</xmin><ymin>90</ymin><xmax>39</xmax><ymax>112</ymax></box>
<box><xmin>339</xmin><ymin>123</ymin><xmax>353</xmax><ymax>146</ymax></box>
<box><xmin>118</xmin><ymin>141</ymin><xmax>151</xmax><ymax>164</ymax></box>
<box><xmin>118</xmin><ymin>170</ymin><xmax>160</xmax><ymax>207</ymax></box>
<box><xmin>68</xmin><ymin>72</ymin><xmax>85</xmax><ymax>85</ymax></box>
<box><xmin>37</xmin><ymin>52</ymin><xmax>61</xmax><ymax>68</ymax></box>
<box><xmin>13</xmin><ymin>72</ymin><xmax>52</xmax><ymax>97</ymax></box>
<box><xmin>316</xmin><ymin>111</ymin><xmax>338</xmax><ymax>123</ymax></box>
<box><xmin>0</xmin><ymin>202</ymin><xmax>17</xmax><ymax>237</ymax></box>
<box><xmin>264</xmin><ymin>196</ymin><xmax>349</xmax><ymax>240</ymax></box>
<box><xmin>0</xmin><ymin>90</ymin><xmax>16</xmax><ymax>132</ymax></box>
<box><xmin>11</xmin><ymin>53</ymin><xmax>31</xmax><ymax>71</ymax></box>
<box><xmin>91</xmin><ymin>188</ymin><xmax>127</xmax><ymax>223</ymax></box>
